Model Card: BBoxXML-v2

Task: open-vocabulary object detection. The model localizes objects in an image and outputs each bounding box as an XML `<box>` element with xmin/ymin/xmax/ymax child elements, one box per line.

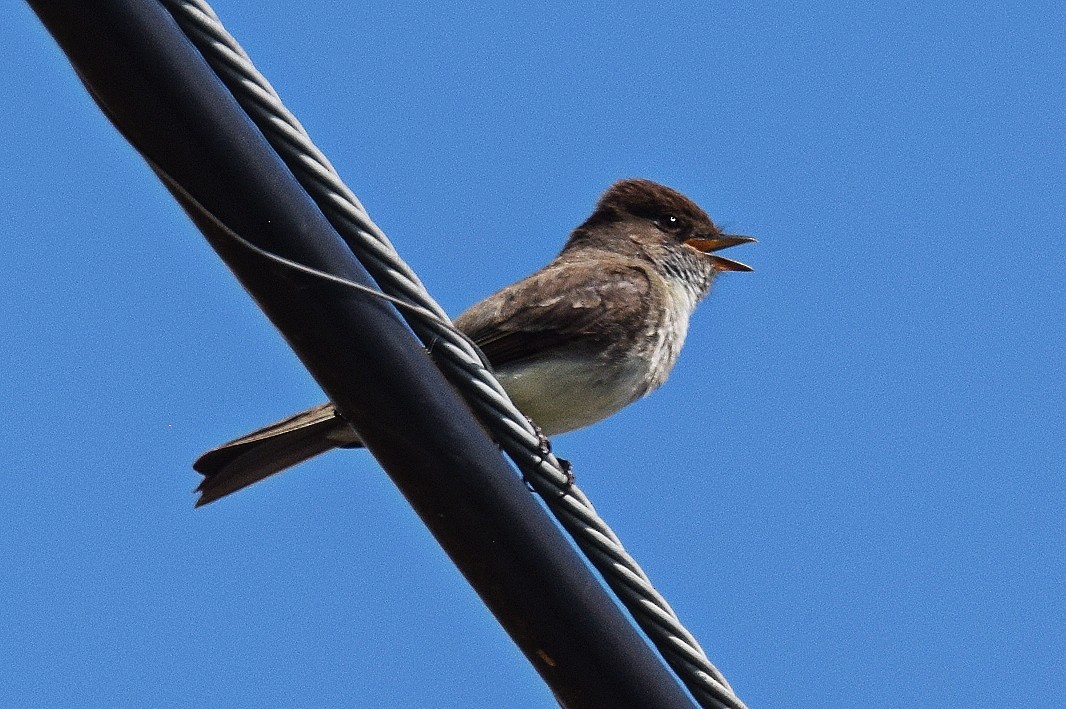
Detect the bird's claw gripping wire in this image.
<box><xmin>523</xmin><ymin>416</ymin><xmax>575</xmax><ymax>491</ymax></box>
<box><xmin>528</xmin><ymin>417</ymin><xmax>552</xmax><ymax>457</ymax></box>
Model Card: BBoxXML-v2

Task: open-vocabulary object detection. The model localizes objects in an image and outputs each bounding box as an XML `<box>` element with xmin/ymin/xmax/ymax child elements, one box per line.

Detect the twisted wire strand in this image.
<box><xmin>159</xmin><ymin>2</ymin><xmax>745</xmax><ymax>706</ymax></box>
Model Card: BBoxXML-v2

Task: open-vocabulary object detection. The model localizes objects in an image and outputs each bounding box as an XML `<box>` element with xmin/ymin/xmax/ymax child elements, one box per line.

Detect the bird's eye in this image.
<box><xmin>657</xmin><ymin>215</ymin><xmax>684</xmax><ymax>233</ymax></box>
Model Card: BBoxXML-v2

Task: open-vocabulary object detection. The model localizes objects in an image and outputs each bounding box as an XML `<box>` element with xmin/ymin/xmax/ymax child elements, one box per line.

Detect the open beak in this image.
<box><xmin>683</xmin><ymin>234</ymin><xmax>757</xmax><ymax>272</ymax></box>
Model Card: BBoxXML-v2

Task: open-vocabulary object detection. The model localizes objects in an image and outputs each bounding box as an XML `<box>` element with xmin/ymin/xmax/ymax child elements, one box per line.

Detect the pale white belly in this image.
<box><xmin>494</xmin><ymin>354</ymin><xmax>652</xmax><ymax>435</ymax></box>
<box><xmin>491</xmin><ymin>273</ymin><xmax>701</xmax><ymax>436</ymax></box>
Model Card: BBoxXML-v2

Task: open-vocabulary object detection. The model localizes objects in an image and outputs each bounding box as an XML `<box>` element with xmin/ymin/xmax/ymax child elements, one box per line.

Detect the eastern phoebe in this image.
<box><xmin>193</xmin><ymin>179</ymin><xmax>754</xmax><ymax>506</ymax></box>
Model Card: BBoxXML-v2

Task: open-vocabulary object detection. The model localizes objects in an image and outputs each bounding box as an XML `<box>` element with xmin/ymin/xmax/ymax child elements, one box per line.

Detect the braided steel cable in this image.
<box><xmin>159</xmin><ymin>2</ymin><xmax>746</xmax><ymax>706</ymax></box>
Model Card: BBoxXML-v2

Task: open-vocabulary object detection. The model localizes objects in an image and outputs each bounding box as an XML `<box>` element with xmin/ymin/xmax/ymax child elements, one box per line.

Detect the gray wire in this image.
<box><xmin>158</xmin><ymin>2</ymin><xmax>747</xmax><ymax>706</ymax></box>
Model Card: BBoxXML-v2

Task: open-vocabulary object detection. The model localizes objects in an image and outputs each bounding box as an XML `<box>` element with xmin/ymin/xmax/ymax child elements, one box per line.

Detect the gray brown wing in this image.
<box><xmin>453</xmin><ymin>259</ymin><xmax>653</xmax><ymax>370</ymax></box>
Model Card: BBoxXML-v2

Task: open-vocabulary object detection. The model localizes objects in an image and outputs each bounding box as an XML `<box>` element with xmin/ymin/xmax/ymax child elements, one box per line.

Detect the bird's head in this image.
<box><xmin>566</xmin><ymin>179</ymin><xmax>755</xmax><ymax>273</ymax></box>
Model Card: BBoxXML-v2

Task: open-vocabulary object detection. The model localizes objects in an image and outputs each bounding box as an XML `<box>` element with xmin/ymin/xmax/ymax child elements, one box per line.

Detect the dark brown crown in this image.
<box><xmin>594</xmin><ymin>179</ymin><xmax>714</xmax><ymax>229</ymax></box>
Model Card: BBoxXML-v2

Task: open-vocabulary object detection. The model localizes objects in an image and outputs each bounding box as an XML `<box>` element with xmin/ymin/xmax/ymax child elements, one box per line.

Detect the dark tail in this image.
<box><xmin>193</xmin><ymin>403</ymin><xmax>361</xmax><ymax>507</ymax></box>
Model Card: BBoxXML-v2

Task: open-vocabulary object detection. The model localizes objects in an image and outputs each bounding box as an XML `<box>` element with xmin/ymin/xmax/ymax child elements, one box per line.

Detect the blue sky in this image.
<box><xmin>4</xmin><ymin>2</ymin><xmax>1064</xmax><ymax>707</ymax></box>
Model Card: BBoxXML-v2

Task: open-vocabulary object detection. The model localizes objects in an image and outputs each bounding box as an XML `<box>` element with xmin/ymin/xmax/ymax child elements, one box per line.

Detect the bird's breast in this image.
<box><xmin>641</xmin><ymin>274</ymin><xmax>701</xmax><ymax>391</ymax></box>
<box><xmin>494</xmin><ymin>352</ymin><xmax>654</xmax><ymax>436</ymax></box>
<box><xmin>494</xmin><ymin>276</ymin><xmax>700</xmax><ymax>436</ymax></box>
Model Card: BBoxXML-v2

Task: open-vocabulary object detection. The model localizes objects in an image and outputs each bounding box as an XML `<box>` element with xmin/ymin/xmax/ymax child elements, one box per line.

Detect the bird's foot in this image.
<box><xmin>522</xmin><ymin>458</ymin><xmax>575</xmax><ymax>493</ymax></box>
<box><xmin>528</xmin><ymin>417</ymin><xmax>552</xmax><ymax>457</ymax></box>
<box><xmin>522</xmin><ymin>417</ymin><xmax>574</xmax><ymax>492</ymax></box>
<box><xmin>557</xmin><ymin>457</ymin><xmax>575</xmax><ymax>489</ymax></box>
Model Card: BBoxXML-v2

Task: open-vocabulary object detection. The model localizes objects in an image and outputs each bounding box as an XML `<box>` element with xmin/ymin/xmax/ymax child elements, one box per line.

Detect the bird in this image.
<box><xmin>193</xmin><ymin>178</ymin><xmax>754</xmax><ymax>506</ymax></box>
